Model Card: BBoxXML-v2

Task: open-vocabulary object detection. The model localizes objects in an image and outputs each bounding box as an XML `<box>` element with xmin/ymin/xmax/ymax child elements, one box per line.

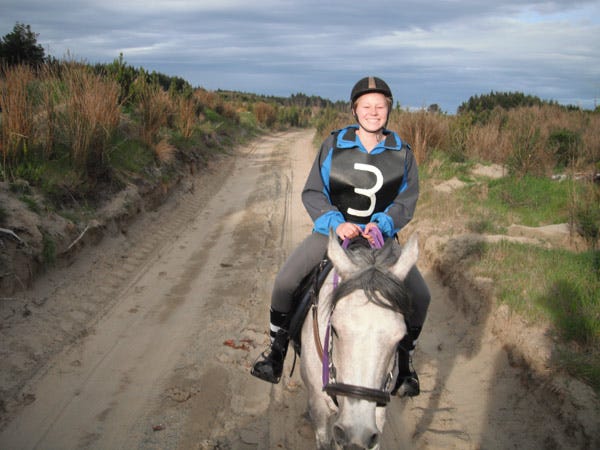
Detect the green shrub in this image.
<box><xmin>540</xmin><ymin>275</ymin><xmax>599</xmax><ymax>345</ymax></box>
<box><xmin>422</xmin><ymin>149</ymin><xmax>473</xmax><ymax>181</ymax></box>
<box><xmin>203</xmin><ymin>108</ymin><xmax>222</xmax><ymax>122</ymax></box>
<box><xmin>570</xmin><ymin>179</ymin><xmax>600</xmax><ymax>248</ymax></box>
<box><xmin>40</xmin><ymin>162</ymin><xmax>90</xmax><ymax>207</ymax></box>
<box><xmin>549</xmin><ymin>128</ymin><xmax>582</xmax><ymax>168</ymax></box>
<box><xmin>19</xmin><ymin>194</ymin><xmax>40</xmax><ymax>213</ymax></box>
<box><xmin>466</xmin><ymin>216</ymin><xmax>501</xmax><ymax>234</ymax></box>
<box><xmin>507</xmin><ymin>116</ymin><xmax>544</xmax><ymax>176</ymax></box>
<box><xmin>41</xmin><ymin>231</ymin><xmax>56</xmax><ymax>267</ymax></box>
<box><xmin>474</xmin><ymin>242</ymin><xmax>600</xmax><ymax>390</ymax></box>
<box><xmin>484</xmin><ymin>175</ymin><xmax>569</xmax><ymax>226</ymax></box>
<box><xmin>108</xmin><ymin>138</ymin><xmax>155</xmax><ymax>174</ymax></box>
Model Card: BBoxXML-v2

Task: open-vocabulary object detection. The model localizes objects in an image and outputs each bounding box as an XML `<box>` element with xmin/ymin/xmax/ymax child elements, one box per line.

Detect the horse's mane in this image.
<box><xmin>331</xmin><ymin>240</ymin><xmax>412</xmax><ymax>315</ymax></box>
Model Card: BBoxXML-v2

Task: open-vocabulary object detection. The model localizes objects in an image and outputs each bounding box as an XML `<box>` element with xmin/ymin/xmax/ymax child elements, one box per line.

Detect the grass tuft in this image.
<box><xmin>475</xmin><ymin>241</ymin><xmax>600</xmax><ymax>390</ymax></box>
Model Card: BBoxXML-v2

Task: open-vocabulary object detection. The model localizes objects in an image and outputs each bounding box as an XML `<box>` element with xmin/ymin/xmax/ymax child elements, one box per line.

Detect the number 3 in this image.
<box><xmin>347</xmin><ymin>163</ymin><xmax>383</xmax><ymax>217</ymax></box>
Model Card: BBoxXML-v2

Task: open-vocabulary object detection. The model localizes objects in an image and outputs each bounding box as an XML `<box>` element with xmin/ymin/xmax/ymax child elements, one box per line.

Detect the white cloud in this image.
<box><xmin>1</xmin><ymin>0</ymin><xmax>598</xmax><ymax>111</ymax></box>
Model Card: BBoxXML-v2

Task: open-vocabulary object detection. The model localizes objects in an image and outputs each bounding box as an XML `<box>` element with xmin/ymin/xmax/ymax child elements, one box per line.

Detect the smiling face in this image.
<box><xmin>353</xmin><ymin>92</ymin><xmax>390</xmax><ymax>133</ymax></box>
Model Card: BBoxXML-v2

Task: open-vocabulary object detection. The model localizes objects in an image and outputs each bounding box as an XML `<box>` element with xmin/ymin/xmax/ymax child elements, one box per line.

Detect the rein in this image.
<box><xmin>315</xmin><ymin>227</ymin><xmax>393</xmax><ymax>406</ymax></box>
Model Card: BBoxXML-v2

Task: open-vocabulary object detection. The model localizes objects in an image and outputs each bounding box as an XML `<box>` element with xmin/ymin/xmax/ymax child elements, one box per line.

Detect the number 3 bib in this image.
<box><xmin>329</xmin><ymin>147</ymin><xmax>407</xmax><ymax>224</ymax></box>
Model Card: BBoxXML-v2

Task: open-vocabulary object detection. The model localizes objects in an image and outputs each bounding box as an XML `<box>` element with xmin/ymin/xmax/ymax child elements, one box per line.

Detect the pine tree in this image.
<box><xmin>0</xmin><ymin>22</ymin><xmax>46</xmax><ymax>66</ymax></box>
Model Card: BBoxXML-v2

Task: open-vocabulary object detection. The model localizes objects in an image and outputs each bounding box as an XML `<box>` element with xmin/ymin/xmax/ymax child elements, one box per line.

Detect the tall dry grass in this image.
<box><xmin>193</xmin><ymin>88</ymin><xmax>239</xmax><ymax>123</ymax></box>
<box><xmin>0</xmin><ymin>64</ymin><xmax>35</xmax><ymax>172</ymax></box>
<box><xmin>39</xmin><ymin>66</ymin><xmax>58</xmax><ymax>159</ymax></box>
<box><xmin>253</xmin><ymin>102</ymin><xmax>277</xmax><ymax>127</ymax></box>
<box><xmin>154</xmin><ymin>138</ymin><xmax>177</xmax><ymax>163</ymax></box>
<box><xmin>194</xmin><ymin>88</ymin><xmax>220</xmax><ymax>110</ymax></box>
<box><xmin>463</xmin><ymin>105</ymin><xmax>599</xmax><ymax>174</ymax></box>
<box><xmin>218</xmin><ymin>102</ymin><xmax>240</xmax><ymax>122</ymax></box>
<box><xmin>389</xmin><ymin>110</ymin><xmax>449</xmax><ymax>164</ymax></box>
<box><xmin>505</xmin><ymin>108</ymin><xmax>548</xmax><ymax>175</ymax></box>
<box><xmin>175</xmin><ymin>96</ymin><xmax>197</xmax><ymax>139</ymax></box>
<box><xmin>464</xmin><ymin>113</ymin><xmax>510</xmax><ymax>163</ymax></box>
<box><xmin>1</xmin><ymin>63</ymin><xmax>121</xmax><ymax>179</ymax></box>
<box><xmin>134</xmin><ymin>77</ymin><xmax>173</xmax><ymax>146</ymax></box>
<box><xmin>59</xmin><ymin>63</ymin><xmax>121</xmax><ymax>170</ymax></box>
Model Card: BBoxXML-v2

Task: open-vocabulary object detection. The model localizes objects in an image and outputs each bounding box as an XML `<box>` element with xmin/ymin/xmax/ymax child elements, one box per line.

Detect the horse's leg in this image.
<box><xmin>300</xmin><ymin>354</ymin><xmax>334</xmax><ymax>447</ymax></box>
<box><xmin>306</xmin><ymin>389</ymin><xmax>334</xmax><ymax>449</ymax></box>
<box><xmin>300</xmin><ymin>313</ymin><xmax>336</xmax><ymax>449</ymax></box>
<box><xmin>375</xmin><ymin>406</ymin><xmax>387</xmax><ymax>434</ymax></box>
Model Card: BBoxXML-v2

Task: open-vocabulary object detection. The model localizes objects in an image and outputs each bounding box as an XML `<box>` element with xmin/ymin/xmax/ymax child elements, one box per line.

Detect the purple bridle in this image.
<box><xmin>321</xmin><ymin>227</ymin><xmax>393</xmax><ymax>406</ymax></box>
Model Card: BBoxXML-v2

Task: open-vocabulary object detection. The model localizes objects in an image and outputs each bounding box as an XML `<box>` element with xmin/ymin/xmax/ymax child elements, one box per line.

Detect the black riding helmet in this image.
<box><xmin>350</xmin><ymin>76</ymin><xmax>393</xmax><ymax>128</ymax></box>
<box><xmin>350</xmin><ymin>76</ymin><xmax>393</xmax><ymax>104</ymax></box>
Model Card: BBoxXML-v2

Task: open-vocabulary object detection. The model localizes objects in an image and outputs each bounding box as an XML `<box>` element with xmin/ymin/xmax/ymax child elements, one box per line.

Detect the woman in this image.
<box><xmin>251</xmin><ymin>76</ymin><xmax>430</xmax><ymax>397</ymax></box>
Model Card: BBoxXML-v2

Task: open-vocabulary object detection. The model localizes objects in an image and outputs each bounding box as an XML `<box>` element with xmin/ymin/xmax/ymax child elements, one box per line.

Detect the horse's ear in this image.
<box><xmin>327</xmin><ymin>229</ymin><xmax>359</xmax><ymax>278</ymax></box>
<box><xmin>390</xmin><ymin>233</ymin><xmax>419</xmax><ymax>281</ymax></box>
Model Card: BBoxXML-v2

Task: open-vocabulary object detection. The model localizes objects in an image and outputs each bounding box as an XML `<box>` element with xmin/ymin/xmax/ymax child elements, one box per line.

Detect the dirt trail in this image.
<box><xmin>0</xmin><ymin>129</ymin><xmax>591</xmax><ymax>449</ymax></box>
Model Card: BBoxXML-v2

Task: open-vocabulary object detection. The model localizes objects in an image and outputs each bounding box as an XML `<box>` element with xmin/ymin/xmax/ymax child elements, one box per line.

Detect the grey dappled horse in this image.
<box><xmin>300</xmin><ymin>231</ymin><xmax>418</xmax><ymax>449</ymax></box>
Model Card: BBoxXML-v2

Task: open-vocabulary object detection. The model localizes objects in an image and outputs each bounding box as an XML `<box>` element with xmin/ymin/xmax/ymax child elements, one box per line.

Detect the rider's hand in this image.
<box><xmin>362</xmin><ymin>222</ymin><xmax>380</xmax><ymax>244</ymax></box>
<box><xmin>335</xmin><ymin>222</ymin><xmax>361</xmax><ymax>241</ymax></box>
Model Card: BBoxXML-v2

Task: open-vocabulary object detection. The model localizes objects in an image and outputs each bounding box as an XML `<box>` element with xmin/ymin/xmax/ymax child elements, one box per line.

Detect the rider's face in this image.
<box><xmin>354</xmin><ymin>92</ymin><xmax>389</xmax><ymax>132</ymax></box>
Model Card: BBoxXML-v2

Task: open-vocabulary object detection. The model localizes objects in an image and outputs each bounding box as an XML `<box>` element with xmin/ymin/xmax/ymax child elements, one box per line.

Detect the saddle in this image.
<box><xmin>287</xmin><ymin>258</ymin><xmax>333</xmax><ymax>356</ymax></box>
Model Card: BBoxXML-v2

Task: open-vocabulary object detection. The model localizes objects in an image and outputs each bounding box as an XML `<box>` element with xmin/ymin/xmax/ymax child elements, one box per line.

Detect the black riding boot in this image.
<box><xmin>251</xmin><ymin>328</ymin><xmax>289</xmax><ymax>383</ymax></box>
<box><xmin>392</xmin><ymin>326</ymin><xmax>421</xmax><ymax>397</ymax></box>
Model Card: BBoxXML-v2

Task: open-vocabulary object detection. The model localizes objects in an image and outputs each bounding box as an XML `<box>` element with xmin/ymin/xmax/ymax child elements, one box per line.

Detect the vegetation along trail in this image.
<box><xmin>0</xmin><ymin>129</ymin><xmax>593</xmax><ymax>449</ymax></box>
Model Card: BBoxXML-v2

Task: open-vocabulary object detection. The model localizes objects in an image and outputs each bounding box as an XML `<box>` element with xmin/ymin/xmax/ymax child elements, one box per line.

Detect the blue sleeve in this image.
<box><xmin>371</xmin><ymin>212</ymin><xmax>396</xmax><ymax>238</ymax></box>
<box><xmin>313</xmin><ymin>211</ymin><xmax>346</xmax><ymax>236</ymax></box>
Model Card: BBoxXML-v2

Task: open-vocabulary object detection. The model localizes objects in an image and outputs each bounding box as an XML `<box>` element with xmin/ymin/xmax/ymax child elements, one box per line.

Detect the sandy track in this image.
<box><xmin>0</xmin><ymin>129</ymin><xmax>590</xmax><ymax>449</ymax></box>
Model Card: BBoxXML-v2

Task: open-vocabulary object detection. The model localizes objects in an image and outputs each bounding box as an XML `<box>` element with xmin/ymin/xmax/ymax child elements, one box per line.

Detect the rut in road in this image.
<box><xmin>0</xmin><ymin>131</ymin><xmax>306</xmax><ymax>449</ymax></box>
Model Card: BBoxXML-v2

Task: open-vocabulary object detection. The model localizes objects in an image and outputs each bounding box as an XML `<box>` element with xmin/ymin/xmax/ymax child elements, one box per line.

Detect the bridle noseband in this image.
<box><xmin>316</xmin><ymin>228</ymin><xmax>396</xmax><ymax>407</ymax></box>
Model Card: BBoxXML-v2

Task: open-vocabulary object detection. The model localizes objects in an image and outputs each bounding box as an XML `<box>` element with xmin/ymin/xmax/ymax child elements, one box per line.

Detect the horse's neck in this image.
<box><xmin>317</xmin><ymin>274</ymin><xmax>335</xmax><ymax>331</ymax></box>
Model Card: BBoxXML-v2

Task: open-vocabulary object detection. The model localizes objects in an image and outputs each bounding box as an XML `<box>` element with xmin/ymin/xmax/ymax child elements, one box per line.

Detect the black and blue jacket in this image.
<box><xmin>302</xmin><ymin>125</ymin><xmax>419</xmax><ymax>238</ymax></box>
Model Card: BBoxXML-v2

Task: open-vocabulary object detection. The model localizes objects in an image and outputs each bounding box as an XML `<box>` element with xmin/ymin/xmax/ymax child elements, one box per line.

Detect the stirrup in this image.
<box><xmin>250</xmin><ymin>329</ymin><xmax>289</xmax><ymax>384</ymax></box>
<box><xmin>251</xmin><ymin>351</ymin><xmax>284</xmax><ymax>384</ymax></box>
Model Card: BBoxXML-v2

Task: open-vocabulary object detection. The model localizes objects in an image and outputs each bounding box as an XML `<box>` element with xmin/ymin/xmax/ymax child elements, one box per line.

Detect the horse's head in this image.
<box><xmin>325</xmin><ymin>231</ymin><xmax>419</xmax><ymax>449</ymax></box>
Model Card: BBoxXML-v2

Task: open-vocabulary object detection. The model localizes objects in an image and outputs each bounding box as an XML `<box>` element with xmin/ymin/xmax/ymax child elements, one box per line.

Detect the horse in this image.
<box><xmin>299</xmin><ymin>230</ymin><xmax>418</xmax><ymax>449</ymax></box>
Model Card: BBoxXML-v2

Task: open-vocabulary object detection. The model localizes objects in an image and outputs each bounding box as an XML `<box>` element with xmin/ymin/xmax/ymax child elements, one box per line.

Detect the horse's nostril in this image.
<box><xmin>368</xmin><ymin>432</ymin><xmax>379</xmax><ymax>449</ymax></box>
<box><xmin>333</xmin><ymin>423</ymin><xmax>379</xmax><ymax>449</ymax></box>
<box><xmin>333</xmin><ymin>424</ymin><xmax>347</xmax><ymax>445</ymax></box>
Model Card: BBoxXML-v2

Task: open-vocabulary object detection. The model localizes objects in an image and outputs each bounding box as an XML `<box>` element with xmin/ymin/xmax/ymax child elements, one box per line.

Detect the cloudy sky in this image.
<box><xmin>2</xmin><ymin>0</ymin><xmax>599</xmax><ymax>112</ymax></box>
